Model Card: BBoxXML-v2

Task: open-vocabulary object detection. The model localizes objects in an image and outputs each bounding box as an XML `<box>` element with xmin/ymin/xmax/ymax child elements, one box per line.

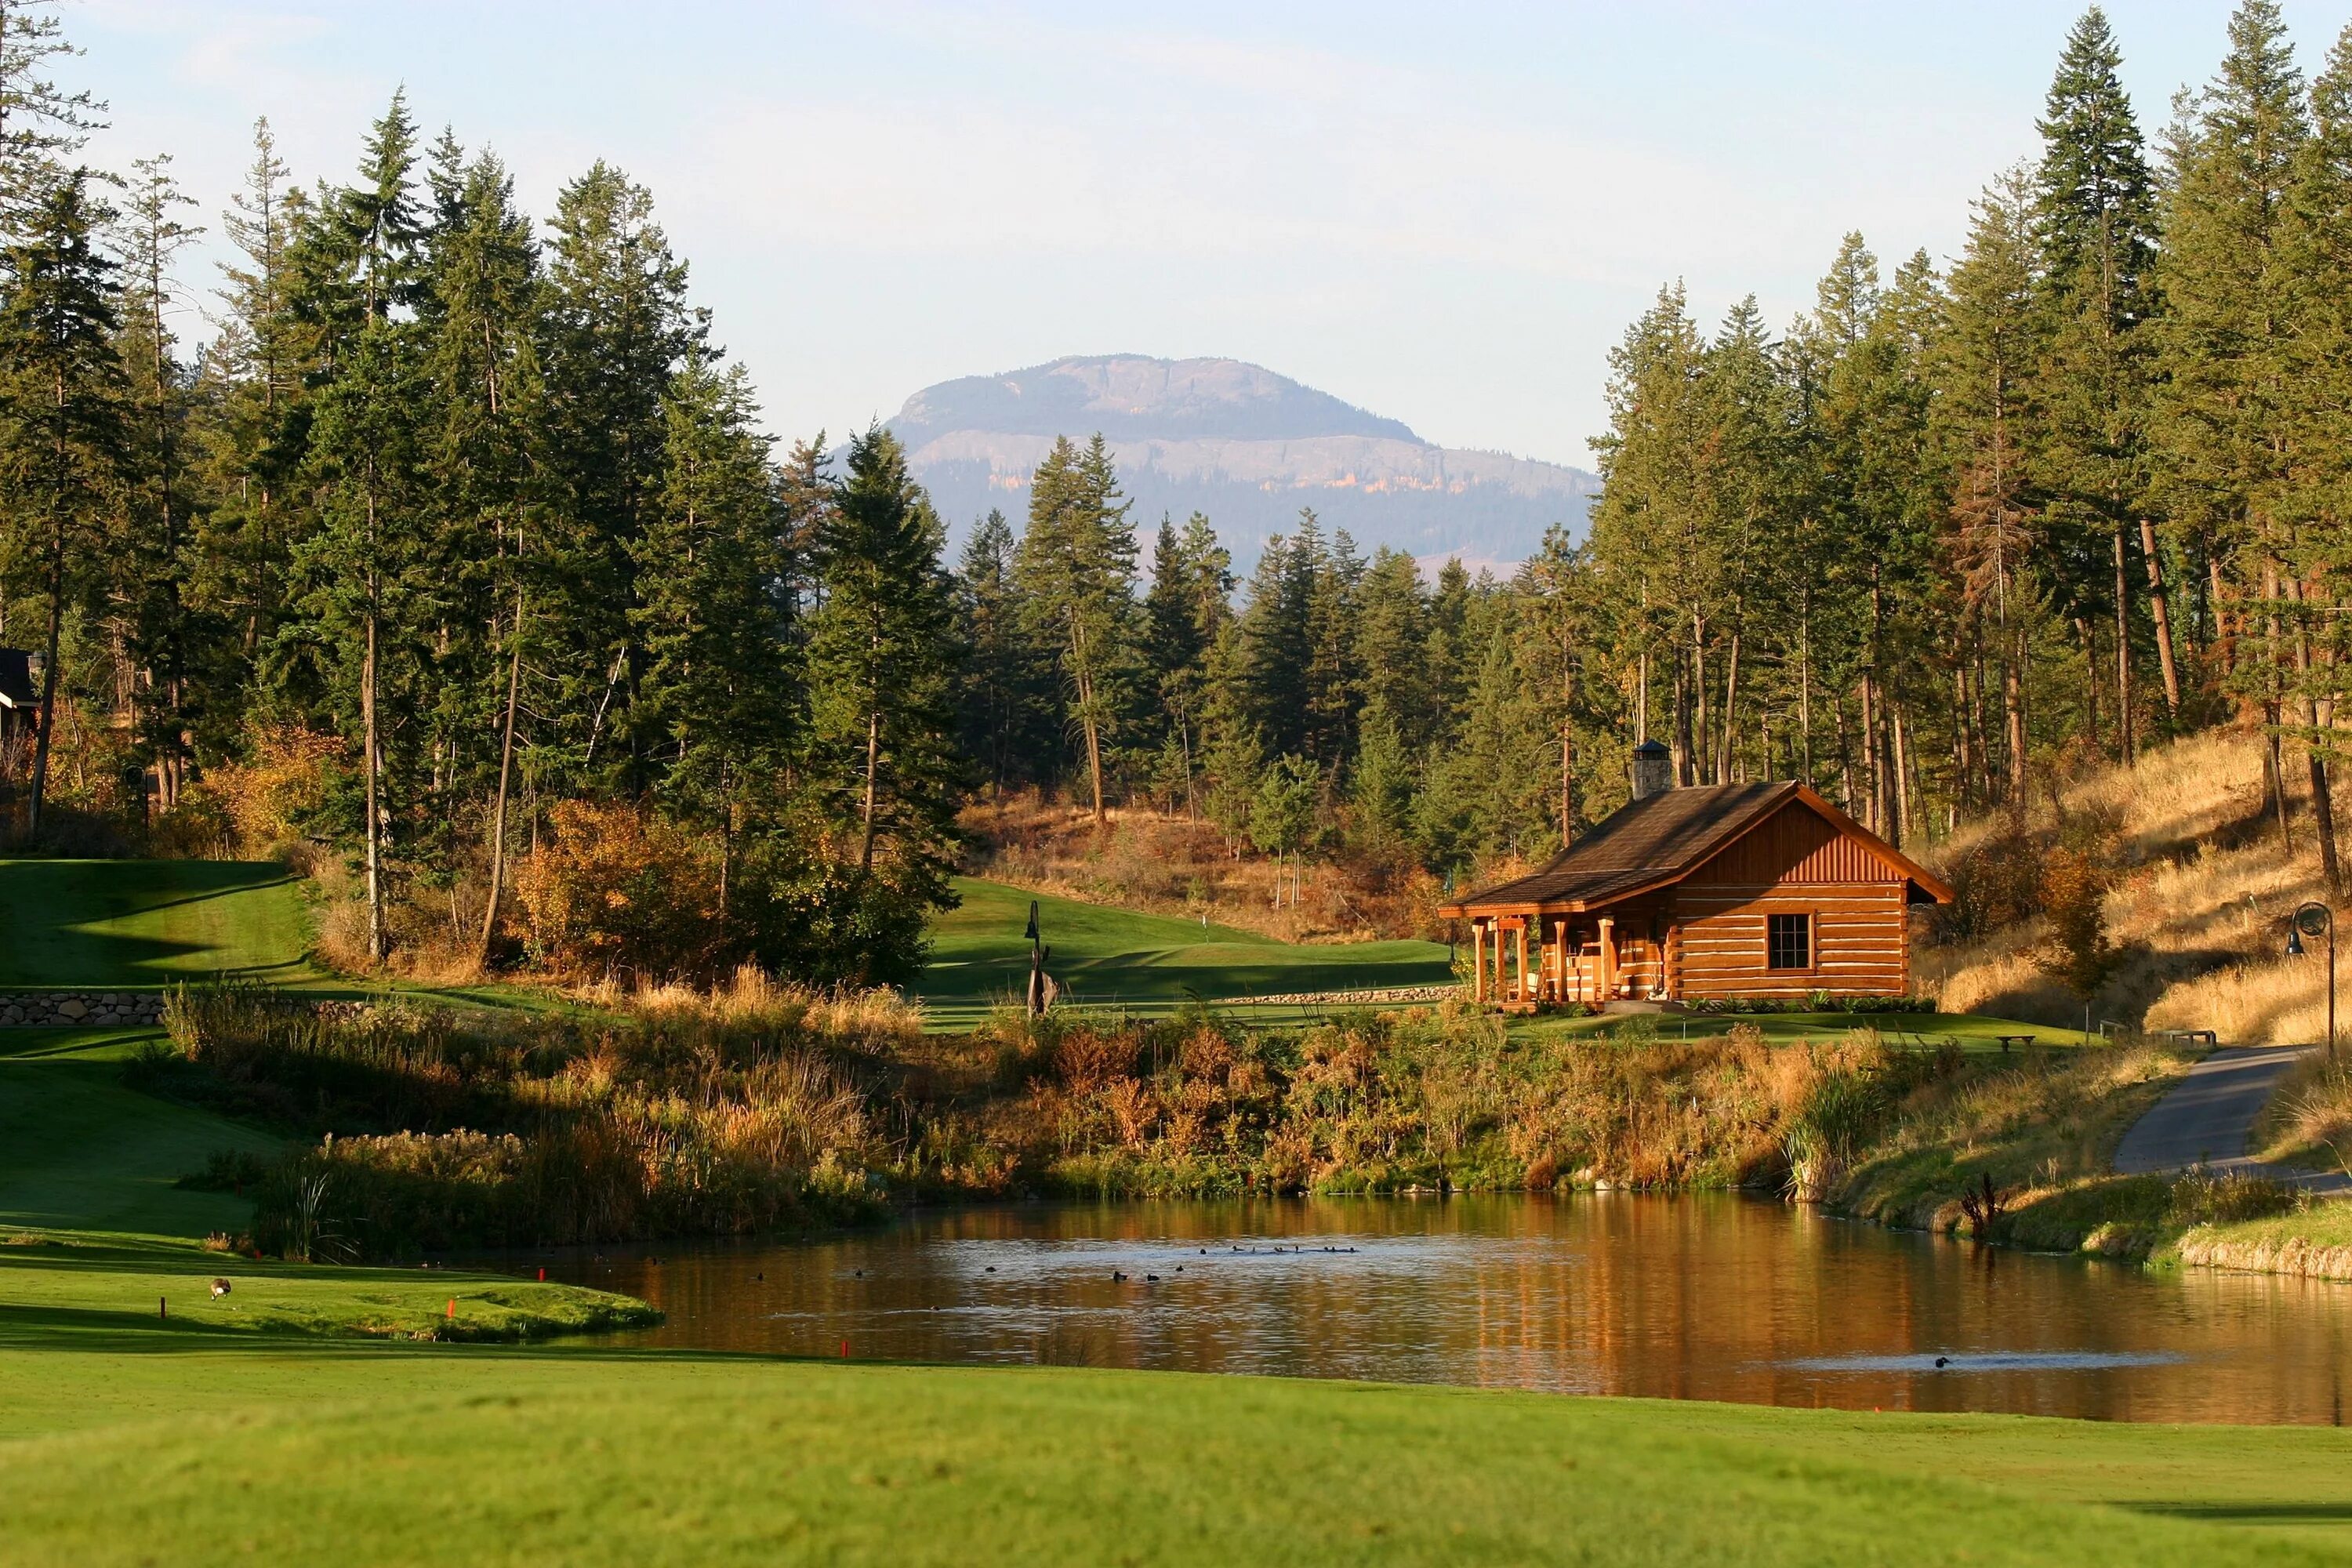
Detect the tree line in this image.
<box><xmin>1579</xmin><ymin>1</ymin><xmax>2352</xmax><ymax>899</ymax></box>
<box><xmin>2</xmin><ymin>3</ymin><xmax>2346</xmax><ymax>989</ymax></box>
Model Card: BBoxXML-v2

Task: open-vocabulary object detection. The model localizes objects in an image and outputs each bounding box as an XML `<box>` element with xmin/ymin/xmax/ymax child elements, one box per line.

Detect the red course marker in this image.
<box><xmin>840</xmin><ymin>1339</ymin><xmax>850</xmax><ymax>1359</ymax></box>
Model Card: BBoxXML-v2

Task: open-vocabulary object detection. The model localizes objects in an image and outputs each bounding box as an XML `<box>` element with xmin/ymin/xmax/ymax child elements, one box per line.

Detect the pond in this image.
<box><xmin>542</xmin><ymin>1194</ymin><xmax>2352</xmax><ymax>1425</ymax></box>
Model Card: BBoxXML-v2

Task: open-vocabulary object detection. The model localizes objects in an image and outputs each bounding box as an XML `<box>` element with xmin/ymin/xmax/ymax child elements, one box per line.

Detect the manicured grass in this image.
<box><xmin>2</xmin><ymin>1348</ymin><xmax>2350</xmax><ymax>1565</ymax></box>
<box><xmin>0</xmin><ymin>858</ymin><xmax>327</xmax><ymax>988</ymax></box>
<box><xmin>0</xmin><ymin>1027</ymin><xmax>275</xmax><ymax>1237</ymax></box>
<box><xmin>1512</xmin><ymin>1008</ymin><xmax>2099</xmax><ymax>1053</ymax></box>
<box><xmin>1</xmin><ymin>1030</ymin><xmax>654</xmax><ymax>1343</ymax></box>
<box><xmin>917</xmin><ymin>877</ymin><xmax>1455</xmax><ymax>1029</ymax></box>
<box><xmin>0</xmin><ymin>1230</ymin><xmax>656</xmax><ymax>1344</ymax></box>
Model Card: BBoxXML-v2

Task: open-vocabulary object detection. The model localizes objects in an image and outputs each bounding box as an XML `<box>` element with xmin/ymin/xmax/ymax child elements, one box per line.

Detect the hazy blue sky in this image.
<box><xmin>62</xmin><ymin>1</ymin><xmax>2352</xmax><ymax>469</ymax></box>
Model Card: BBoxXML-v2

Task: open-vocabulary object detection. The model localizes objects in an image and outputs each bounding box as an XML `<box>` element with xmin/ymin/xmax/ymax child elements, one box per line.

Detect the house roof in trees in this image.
<box><xmin>1437</xmin><ymin>782</ymin><xmax>1954</xmax><ymax>915</ymax></box>
<box><xmin>0</xmin><ymin>650</ymin><xmax>36</xmax><ymax>709</ymax></box>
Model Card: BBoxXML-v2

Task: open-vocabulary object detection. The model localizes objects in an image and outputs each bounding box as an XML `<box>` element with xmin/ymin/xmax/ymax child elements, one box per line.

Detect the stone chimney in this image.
<box><xmin>1630</xmin><ymin>739</ymin><xmax>1673</xmax><ymax>802</ymax></box>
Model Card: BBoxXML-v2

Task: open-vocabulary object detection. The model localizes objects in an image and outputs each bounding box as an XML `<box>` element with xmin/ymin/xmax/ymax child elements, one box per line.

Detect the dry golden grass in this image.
<box><xmin>1922</xmin><ymin>727</ymin><xmax>2336</xmax><ymax>1045</ymax></box>
<box><xmin>2254</xmin><ymin>1050</ymin><xmax>2352</xmax><ymax>1175</ymax></box>
<box><xmin>589</xmin><ymin>966</ymin><xmax>927</xmax><ymax>1054</ymax></box>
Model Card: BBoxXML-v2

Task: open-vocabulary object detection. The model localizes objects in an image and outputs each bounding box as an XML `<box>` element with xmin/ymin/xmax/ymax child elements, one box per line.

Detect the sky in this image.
<box><xmin>57</xmin><ymin>0</ymin><xmax>2352</xmax><ymax>470</ymax></box>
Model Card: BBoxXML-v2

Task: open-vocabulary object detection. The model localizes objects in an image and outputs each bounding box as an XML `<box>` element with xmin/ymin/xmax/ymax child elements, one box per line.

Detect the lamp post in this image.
<box><xmin>2287</xmin><ymin>901</ymin><xmax>2336</xmax><ymax>1062</ymax></box>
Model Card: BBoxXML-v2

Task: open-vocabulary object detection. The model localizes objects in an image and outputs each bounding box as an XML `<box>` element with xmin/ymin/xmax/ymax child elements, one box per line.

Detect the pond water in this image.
<box><xmin>539</xmin><ymin>1194</ymin><xmax>2352</xmax><ymax>1425</ymax></box>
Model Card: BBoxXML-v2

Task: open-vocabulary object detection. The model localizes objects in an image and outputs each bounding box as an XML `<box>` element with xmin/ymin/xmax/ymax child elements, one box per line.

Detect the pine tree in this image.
<box><xmin>632</xmin><ymin>354</ymin><xmax>793</xmax><ymax>927</ymax></box>
<box><xmin>112</xmin><ymin>153</ymin><xmax>206</xmax><ymax>811</ymax></box>
<box><xmin>2037</xmin><ymin>6</ymin><xmax>2165</xmax><ymax>758</ymax></box>
<box><xmin>201</xmin><ymin>120</ymin><xmax>303</xmax><ymax>699</ymax></box>
<box><xmin>277</xmin><ymin>98</ymin><xmax>430</xmax><ymax>961</ymax></box>
<box><xmin>0</xmin><ymin>1</ymin><xmax>101</xmax><ymax>231</ymax></box>
<box><xmin>956</xmin><ymin>508</ymin><xmax>1054</xmax><ymax>799</ymax></box>
<box><xmin>2281</xmin><ymin>21</ymin><xmax>2352</xmax><ymax>896</ymax></box>
<box><xmin>0</xmin><ymin>170</ymin><xmax>122</xmax><ymax>837</ymax></box>
<box><xmin>2156</xmin><ymin>0</ymin><xmax>2312</xmax><ymax>862</ymax></box>
<box><xmin>1015</xmin><ymin>432</ymin><xmax>1137</xmax><ymax>822</ymax></box>
<box><xmin>807</xmin><ymin>424</ymin><xmax>961</xmax><ymax>915</ymax></box>
<box><xmin>1940</xmin><ymin>171</ymin><xmax>2045</xmax><ymax>827</ymax></box>
<box><xmin>540</xmin><ymin>162</ymin><xmax>698</xmax><ymax>786</ymax></box>
<box><xmin>417</xmin><ymin>143</ymin><xmax>549</xmax><ymax>953</ymax></box>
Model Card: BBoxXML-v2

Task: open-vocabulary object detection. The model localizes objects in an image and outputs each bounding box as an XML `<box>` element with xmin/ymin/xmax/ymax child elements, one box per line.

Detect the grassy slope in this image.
<box><xmin>0</xmin><ymin>1028</ymin><xmax>278</xmax><ymax>1236</ymax></box>
<box><xmin>918</xmin><ymin>877</ymin><xmax>1454</xmax><ymax>1027</ymax></box>
<box><xmin>0</xmin><ymin>1029</ymin><xmax>652</xmax><ymax>1341</ymax></box>
<box><xmin>0</xmin><ymin>858</ymin><xmax>327</xmax><ymax>987</ymax></box>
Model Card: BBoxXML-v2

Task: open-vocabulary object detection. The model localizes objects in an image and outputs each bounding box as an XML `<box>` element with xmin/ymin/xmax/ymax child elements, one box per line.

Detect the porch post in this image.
<box><xmin>1471</xmin><ymin>920</ymin><xmax>1486</xmax><ymax>1003</ymax></box>
<box><xmin>1598</xmin><ymin>916</ymin><xmax>1617</xmax><ymax>1000</ymax></box>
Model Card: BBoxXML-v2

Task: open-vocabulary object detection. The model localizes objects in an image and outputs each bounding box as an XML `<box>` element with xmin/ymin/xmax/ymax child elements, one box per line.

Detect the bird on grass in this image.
<box><xmin>210</xmin><ymin>1279</ymin><xmax>231</xmax><ymax>1298</ymax></box>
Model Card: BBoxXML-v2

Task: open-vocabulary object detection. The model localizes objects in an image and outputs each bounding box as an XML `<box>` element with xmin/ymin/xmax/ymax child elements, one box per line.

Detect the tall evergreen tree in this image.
<box><xmin>112</xmin><ymin>152</ymin><xmax>205</xmax><ymax>810</ymax></box>
<box><xmin>0</xmin><ymin>169</ymin><xmax>122</xmax><ymax>837</ymax></box>
<box><xmin>956</xmin><ymin>508</ymin><xmax>1053</xmax><ymax>798</ymax></box>
<box><xmin>632</xmin><ymin>353</ymin><xmax>793</xmax><ymax>920</ymax></box>
<box><xmin>1016</xmin><ymin>432</ymin><xmax>1136</xmax><ymax>823</ymax></box>
<box><xmin>2037</xmin><ymin>6</ymin><xmax>2165</xmax><ymax>759</ymax></box>
<box><xmin>808</xmin><ymin>425</ymin><xmax>961</xmax><ymax>902</ymax></box>
<box><xmin>540</xmin><ymin>162</ymin><xmax>697</xmax><ymax>786</ymax></box>
<box><xmin>2155</xmin><ymin>0</ymin><xmax>2315</xmax><ymax>865</ymax></box>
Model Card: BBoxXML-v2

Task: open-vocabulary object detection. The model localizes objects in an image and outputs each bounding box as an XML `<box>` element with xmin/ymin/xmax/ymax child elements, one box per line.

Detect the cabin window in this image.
<box><xmin>1766</xmin><ymin>913</ymin><xmax>1811</xmax><ymax>972</ymax></box>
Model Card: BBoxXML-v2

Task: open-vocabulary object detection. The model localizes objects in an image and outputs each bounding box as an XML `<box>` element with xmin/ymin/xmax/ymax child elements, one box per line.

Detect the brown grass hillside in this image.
<box><xmin>1921</xmin><ymin>728</ymin><xmax>2335</xmax><ymax>1046</ymax></box>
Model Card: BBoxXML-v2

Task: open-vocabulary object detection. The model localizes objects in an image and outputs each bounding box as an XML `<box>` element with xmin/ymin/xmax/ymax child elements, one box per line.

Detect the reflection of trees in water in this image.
<box><xmin>597</xmin><ymin>1195</ymin><xmax>2352</xmax><ymax>1424</ymax></box>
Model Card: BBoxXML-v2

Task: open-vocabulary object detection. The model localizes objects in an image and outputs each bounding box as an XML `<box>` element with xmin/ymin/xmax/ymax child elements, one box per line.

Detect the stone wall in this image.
<box><xmin>0</xmin><ymin>991</ymin><xmax>166</xmax><ymax>1027</ymax></box>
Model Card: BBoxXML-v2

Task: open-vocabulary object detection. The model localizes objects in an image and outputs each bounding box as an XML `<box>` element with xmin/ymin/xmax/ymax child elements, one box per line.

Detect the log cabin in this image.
<box><xmin>1436</xmin><ymin>742</ymin><xmax>1953</xmax><ymax>1010</ymax></box>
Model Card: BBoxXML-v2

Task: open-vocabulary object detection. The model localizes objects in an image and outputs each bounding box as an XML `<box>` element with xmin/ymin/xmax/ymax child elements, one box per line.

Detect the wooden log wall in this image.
<box><xmin>1671</xmin><ymin>803</ymin><xmax>1911</xmax><ymax>1000</ymax></box>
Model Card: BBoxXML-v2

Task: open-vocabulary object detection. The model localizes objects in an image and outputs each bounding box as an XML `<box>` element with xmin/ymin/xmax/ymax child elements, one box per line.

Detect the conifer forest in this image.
<box><xmin>5</xmin><ymin>3</ymin><xmax>2352</xmax><ymax>982</ymax></box>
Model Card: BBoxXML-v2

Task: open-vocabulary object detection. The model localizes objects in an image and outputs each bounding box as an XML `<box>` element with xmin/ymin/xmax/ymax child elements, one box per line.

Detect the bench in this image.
<box><xmin>1992</xmin><ymin>1034</ymin><xmax>2036</xmax><ymax>1053</ymax></box>
<box><xmin>2160</xmin><ymin>1029</ymin><xmax>2219</xmax><ymax>1048</ymax></box>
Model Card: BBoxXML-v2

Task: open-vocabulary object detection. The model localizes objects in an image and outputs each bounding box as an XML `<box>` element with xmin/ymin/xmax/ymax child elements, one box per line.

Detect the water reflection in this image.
<box><xmin>539</xmin><ymin>1193</ymin><xmax>2352</xmax><ymax>1425</ymax></box>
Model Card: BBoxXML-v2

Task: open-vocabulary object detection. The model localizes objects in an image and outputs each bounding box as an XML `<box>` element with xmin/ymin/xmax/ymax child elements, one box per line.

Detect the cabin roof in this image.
<box><xmin>1437</xmin><ymin>780</ymin><xmax>1954</xmax><ymax>915</ymax></box>
<box><xmin>0</xmin><ymin>649</ymin><xmax>34</xmax><ymax>709</ymax></box>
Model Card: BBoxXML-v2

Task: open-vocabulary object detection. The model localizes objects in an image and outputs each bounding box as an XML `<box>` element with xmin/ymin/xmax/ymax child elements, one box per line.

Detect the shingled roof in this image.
<box><xmin>1438</xmin><ymin>780</ymin><xmax>1951</xmax><ymax>914</ymax></box>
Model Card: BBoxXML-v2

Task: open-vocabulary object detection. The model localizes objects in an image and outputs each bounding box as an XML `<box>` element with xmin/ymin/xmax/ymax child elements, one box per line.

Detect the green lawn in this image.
<box><xmin>916</xmin><ymin>877</ymin><xmax>1456</xmax><ymax>1029</ymax></box>
<box><xmin>2</xmin><ymin>1345</ymin><xmax>2350</xmax><ymax>1565</ymax></box>
<box><xmin>0</xmin><ymin>858</ymin><xmax>326</xmax><ymax>988</ymax></box>
<box><xmin>1511</xmin><ymin>1009</ymin><xmax>2102</xmax><ymax>1053</ymax></box>
<box><xmin>0</xmin><ymin>1028</ymin><xmax>278</xmax><ymax>1236</ymax></box>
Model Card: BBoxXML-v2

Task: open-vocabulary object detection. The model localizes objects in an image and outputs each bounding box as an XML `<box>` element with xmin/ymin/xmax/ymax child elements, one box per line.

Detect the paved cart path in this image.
<box><xmin>2113</xmin><ymin>1046</ymin><xmax>2350</xmax><ymax>1194</ymax></box>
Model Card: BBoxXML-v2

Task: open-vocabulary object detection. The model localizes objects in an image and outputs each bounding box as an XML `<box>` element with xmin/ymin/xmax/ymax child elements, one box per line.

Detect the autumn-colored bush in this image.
<box><xmin>205</xmin><ymin>723</ymin><xmax>344</xmax><ymax>857</ymax></box>
<box><xmin>1936</xmin><ymin>829</ymin><xmax>2045</xmax><ymax>940</ymax></box>
<box><xmin>510</xmin><ymin>800</ymin><xmax>727</xmax><ymax>982</ymax></box>
<box><xmin>2038</xmin><ymin>845</ymin><xmax>2118</xmax><ymax>998</ymax></box>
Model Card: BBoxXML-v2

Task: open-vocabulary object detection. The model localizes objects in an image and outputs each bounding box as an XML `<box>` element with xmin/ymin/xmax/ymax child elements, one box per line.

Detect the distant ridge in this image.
<box><xmin>884</xmin><ymin>354</ymin><xmax>1597</xmax><ymax>574</ymax></box>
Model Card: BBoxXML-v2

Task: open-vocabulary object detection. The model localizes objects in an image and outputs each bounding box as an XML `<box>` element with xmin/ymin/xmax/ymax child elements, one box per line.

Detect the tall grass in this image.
<box><xmin>1922</xmin><ymin>728</ymin><xmax>2336</xmax><ymax>1044</ymax></box>
<box><xmin>155</xmin><ymin>979</ymin><xmax>903</xmax><ymax>1258</ymax></box>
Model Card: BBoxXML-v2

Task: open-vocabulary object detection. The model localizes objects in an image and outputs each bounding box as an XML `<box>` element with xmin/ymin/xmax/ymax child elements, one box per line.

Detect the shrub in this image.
<box><xmin>2038</xmin><ymin>845</ymin><xmax>2118</xmax><ymax>998</ymax></box>
<box><xmin>1937</xmin><ymin>829</ymin><xmax>2045</xmax><ymax>941</ymax></box>
<box><xmin>511</xmin><ymin>800</ymin><xmax>728</xmax><ymax>982</ymax></box>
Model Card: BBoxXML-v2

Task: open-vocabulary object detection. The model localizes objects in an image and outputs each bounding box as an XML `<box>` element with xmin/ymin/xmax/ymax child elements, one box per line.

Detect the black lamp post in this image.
<box><xmin>2287</xmin><ymin>901</ymin><xmax>2336</xmax><ymax>1062</ymax></box>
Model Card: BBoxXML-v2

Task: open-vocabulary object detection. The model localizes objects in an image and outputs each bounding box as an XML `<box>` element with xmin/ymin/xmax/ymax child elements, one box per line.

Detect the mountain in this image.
<box><xmin>885</xmin><ymin>355</ymin><xmax>1598</xmax><ymax>575</ymax></box>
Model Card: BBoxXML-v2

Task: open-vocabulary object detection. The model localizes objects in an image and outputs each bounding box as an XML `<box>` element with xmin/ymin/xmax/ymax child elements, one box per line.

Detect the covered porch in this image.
<box><xmin>1459</xmin><ymin>906</ymin><xmax>1672</xmax><ymax>1011</ymax></box>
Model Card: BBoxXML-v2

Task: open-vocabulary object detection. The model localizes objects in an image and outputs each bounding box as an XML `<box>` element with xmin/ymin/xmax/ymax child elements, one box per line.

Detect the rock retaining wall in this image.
<box><xmin>1</xmin><ymin>991</ymin><xmax>167</xmax><ymax>1027</ymax></box>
